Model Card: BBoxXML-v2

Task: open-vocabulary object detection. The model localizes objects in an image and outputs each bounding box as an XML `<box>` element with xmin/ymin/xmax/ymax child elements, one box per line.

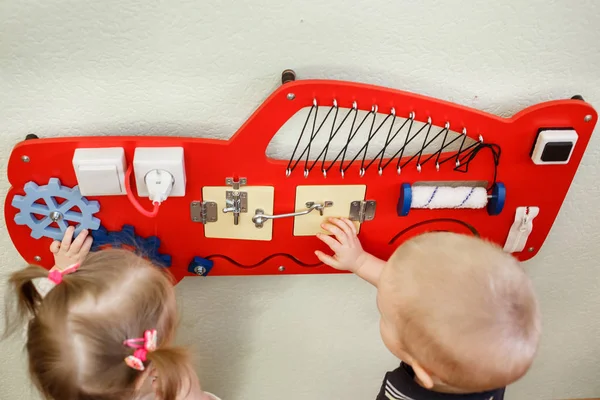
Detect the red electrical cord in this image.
<box><xmin>125</xmin><ymin>165</ymin><xmax>160</xmax><ymax>218</ymax></box>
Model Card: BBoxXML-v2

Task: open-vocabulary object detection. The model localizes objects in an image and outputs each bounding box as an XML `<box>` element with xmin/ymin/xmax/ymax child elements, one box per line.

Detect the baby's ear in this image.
<box><xmin>411</xmin><ymin>362</ymin><xmax>435</xmax><ymax>389</ymax></box>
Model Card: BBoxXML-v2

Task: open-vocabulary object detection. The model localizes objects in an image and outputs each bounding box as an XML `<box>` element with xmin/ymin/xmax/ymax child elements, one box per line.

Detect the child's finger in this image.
<box><xmin>68</xmin><ymin>229</ymin><xmax>89</xmax><ymax>255</ymax></box>
<box><xmin>340</xmin><ymin>217</ymin><xmax>358</xmax><ymax>235</ymax></box>
<box><xmin>316</xmin><ymin>233</ymin><xmax>342</xmax><ymax>252</ymax></box>
<box><xmin>330</xmin><ymin>217</ymin><xmax>354</xmax><ymax>237</ymax></box>
<box><xmin>60</xmin><ymin>226</ymin><xmax>75</xmax><ymax>253</ymax></box>
<box><xmin>79</xmin><ymin>236</ymin><xmax>94</xmax><ymax>259</ymax></box>
<box><xmin>321</xmin><ymin>223</ymin><xmax>348</xmax><ymax>245</ymax></box>
<box><xmin>49</xmin><ymin>241</ymin><xmax>61</xmax><ymax>254</ymax></box>
<box><xmin>315</xmin><ymin>250</ymin><xmax>340</xmax><ymax>268</ymax></box>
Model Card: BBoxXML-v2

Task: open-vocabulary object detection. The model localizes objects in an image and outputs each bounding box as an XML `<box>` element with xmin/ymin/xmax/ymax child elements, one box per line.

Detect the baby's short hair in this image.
<box><xmin>382</xmin><ymin>232</ymin><xmax>540</xmax><ymax>391</ymax></box>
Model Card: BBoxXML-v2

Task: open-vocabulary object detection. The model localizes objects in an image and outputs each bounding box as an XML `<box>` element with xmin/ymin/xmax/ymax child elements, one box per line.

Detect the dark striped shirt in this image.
<box><xmin>376</xmin><ymin>363</ymin><xmax>505</xmax><ymax>400</ymax></box>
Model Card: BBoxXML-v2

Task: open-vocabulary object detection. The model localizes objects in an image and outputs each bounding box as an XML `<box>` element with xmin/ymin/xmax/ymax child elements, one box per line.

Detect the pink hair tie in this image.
<box><xmin>47</xmin><ymin>263</ymin><xmax>80</xmax><ymax>284</ymax></box>
<box><xmin>124</xmin><ymin>330</ymin><xmax>158</xmax><ymax>371</ymax></box>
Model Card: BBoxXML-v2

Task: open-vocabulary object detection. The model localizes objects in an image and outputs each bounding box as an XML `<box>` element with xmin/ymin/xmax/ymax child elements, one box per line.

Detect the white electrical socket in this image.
<box><xmin>133</xmin><ymin>147</ymin><xmax>186</xmax><ymax>198</ymax></box>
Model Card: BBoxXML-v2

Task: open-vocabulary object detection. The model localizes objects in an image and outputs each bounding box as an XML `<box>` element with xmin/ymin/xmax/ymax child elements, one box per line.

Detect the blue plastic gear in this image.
<box><xmin>187</xmin><ymin>256</ymin><xmax>214</xmax><ymax>276</ymax></box>
<box><xmin>12</xmin><ymin>178</ymin><xmax>101</xmax><ymax>240</ymax></box>
<box><xmin>91</xmin><ymin>225</ymin><xmax>172</xmax><ymax>267</ymax></box>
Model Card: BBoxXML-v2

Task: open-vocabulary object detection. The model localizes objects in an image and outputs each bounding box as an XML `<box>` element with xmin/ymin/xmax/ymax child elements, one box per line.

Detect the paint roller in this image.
<box><xmin>397</xmin><ymin>182</ymin><xmax>506</xmax><ymax>216</ymax></box>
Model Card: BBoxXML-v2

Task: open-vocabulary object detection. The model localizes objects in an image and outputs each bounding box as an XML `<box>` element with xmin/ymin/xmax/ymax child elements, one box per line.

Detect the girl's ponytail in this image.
<box><xmin>146</xmin><ymin>346</ymin><xmax>200</xmax><ymax>400</ymax></box>
<box><xmin>3</xmin><ymin>265</ymin><xmax>49</xmax><ymax>338</ymax></box>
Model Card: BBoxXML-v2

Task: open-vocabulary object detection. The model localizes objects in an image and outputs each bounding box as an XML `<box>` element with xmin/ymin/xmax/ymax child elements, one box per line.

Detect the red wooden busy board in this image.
<box><xmin>5</xmin><ymin>75</ymin><xmax>596</xmax><ymax>283</ymax></box>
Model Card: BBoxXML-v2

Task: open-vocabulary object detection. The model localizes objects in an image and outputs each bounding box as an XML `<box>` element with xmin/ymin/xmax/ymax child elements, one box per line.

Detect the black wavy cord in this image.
<box><xmin>205</xmin><ymin>253</ymin><xmax>322</xmax><ymax>269</ymax></box>
<box><xmin>388</xmin><ymin>218</ymin><xmax>480</xmax><ymax>245</ymax></box>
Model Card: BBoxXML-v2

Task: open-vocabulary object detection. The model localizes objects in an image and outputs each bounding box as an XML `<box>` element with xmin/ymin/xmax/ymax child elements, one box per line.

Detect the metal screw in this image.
<box><xmin>193</xmin><ymin>266</ymin><xmax>207</xmax><ymax>276</ymax></box>
<box><xmin>34</xmin><ymin>256</ymin><xmax>42</xmax><ymax>262</ymax></box>
<box><xmin>528</xmin><ymin>247</ymin><xmax>535</xmax><ymax>252</ymax></box>
<box><xmin>278</xmin><ymin>266</ymin><xmax>285</xmax><ymax>272</ymax></box>
<box><xmin>21</xmin><ymin>155</ymin><xmax>30</xmax><ymax>163</ymax></box>
<box><xmin>49</xmin><ymin>211</ymin><xmax>64</xmax><ymax>222</ymax></box>
<box><xmin>287</xmin><ymin>93</ymin><xmax>296</xmax><ymax>101</ymax></box>
<box><xmin>584</xmin><ymin>115</ymin><xmax>592</xmax><ymax>122</ymax></box>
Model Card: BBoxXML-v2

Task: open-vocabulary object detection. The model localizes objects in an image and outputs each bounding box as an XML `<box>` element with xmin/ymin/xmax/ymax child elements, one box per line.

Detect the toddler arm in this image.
<box><xmin>315</xmin><ymin>217</ymin><xmax>385</xmax><ymax>287</ymax></box>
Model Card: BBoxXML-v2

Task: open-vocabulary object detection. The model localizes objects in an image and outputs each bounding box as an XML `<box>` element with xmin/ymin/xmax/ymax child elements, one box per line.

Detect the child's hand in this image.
<box><xmin>315</xmin><ymin>217</ymin><xmax>367</xmax><ymax>273</ymax></box>
<box><xmin>49</xmin><ymin>226</ymin><xmax>93</xmax><ymax>270</ymax></box>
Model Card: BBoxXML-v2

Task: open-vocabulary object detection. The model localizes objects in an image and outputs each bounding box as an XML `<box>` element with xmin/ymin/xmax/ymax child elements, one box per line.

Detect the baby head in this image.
<box><xmin>377</xmin><ymin>232</ymin><xmax>540</xmax><ymax>392</ymax></box>
<box><xmin>4</xmin><ymin>249</ymin><xmax>194</xmax><ymax>400</ymax></box>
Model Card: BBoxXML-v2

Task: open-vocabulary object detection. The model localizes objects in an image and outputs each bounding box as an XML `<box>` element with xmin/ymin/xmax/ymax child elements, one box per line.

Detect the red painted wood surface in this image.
<box><xmin>5</xmin><ymin>80</ymin><xmax>597</xmax><ymax>283</ymax></box>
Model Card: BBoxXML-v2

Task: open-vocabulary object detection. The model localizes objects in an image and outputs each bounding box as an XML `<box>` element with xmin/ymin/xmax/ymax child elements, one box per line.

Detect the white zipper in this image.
<box><xmin>503</xmin><ymin>206</ymin><xmax>539</xmax><ymax>253</ymax></box>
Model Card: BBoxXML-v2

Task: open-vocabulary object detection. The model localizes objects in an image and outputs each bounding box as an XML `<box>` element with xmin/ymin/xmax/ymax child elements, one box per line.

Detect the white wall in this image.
<box><xmin>1</xmin><ymin>1</ymin><xmax>600</xmax><ymax>399</ymax></box>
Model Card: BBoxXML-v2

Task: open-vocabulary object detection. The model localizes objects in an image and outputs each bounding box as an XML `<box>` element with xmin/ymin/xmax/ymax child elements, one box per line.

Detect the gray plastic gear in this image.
<box><xmin>12</xmin><ymin>178</ymin><xmax>101</xmax><ymax>240</ymax></box>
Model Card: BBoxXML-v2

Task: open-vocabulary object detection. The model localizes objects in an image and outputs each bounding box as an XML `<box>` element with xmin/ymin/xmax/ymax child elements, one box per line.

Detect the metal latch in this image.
<box><xmin>191</xmin><ymin>201</ymin><xmax>218</xmax><ymax>224</ymax></box>
<box><xmin>222</xmin><ymin>177</ymin><xmax>248</xmax><ymax>225</ymax></box>
<box><xmin>349</xmin><ymin>200</ymin><xmax>377</xmax><ymax>223</ymax></box>
<box><xmin>252</xmin><ymin>201</ymin><xmax>333</xmax><ymax>229</ymax></box>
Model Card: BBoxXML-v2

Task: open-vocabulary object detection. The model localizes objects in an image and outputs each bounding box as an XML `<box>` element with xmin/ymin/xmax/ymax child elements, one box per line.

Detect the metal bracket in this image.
<box><xmin>223</xmin><ymin>177</ymin><xmax>248</xmax><ymax>225</ymax></box>
<box><xmin>349</xmin><ymin>200</ymin><xmax>377</xmax><ymax>223</ymax></box>
<box><xmin>225</xmin><ymin>177</ymin><xmax>247</xmax><ymax>190</ymax></box>
<box><xmin>191</xmin><ymin>201</ymin><xmax>218</xmax><ymax>224</ymax></box>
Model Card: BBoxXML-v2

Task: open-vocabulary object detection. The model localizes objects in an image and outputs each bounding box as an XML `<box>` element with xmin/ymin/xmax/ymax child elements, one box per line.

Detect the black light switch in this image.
<box><xmin>540</xmin><ymin>142</ymin><xmax>573</xmax><ymax>162</ymax></box>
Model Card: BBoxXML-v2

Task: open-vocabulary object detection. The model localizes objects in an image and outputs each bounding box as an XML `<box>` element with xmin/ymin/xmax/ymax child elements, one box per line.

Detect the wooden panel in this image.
<box><xmin>203</xmin><ymin>186</ymin><xmax>274</xmax><ymax>241</ymax></box>
<box><xmin>294</xmin><ymin>185</ymin><xmax>365</xmax><ymax>236</ymax></box>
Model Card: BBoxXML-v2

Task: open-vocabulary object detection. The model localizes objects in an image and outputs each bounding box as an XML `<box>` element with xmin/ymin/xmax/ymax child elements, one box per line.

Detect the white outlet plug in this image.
<box><xmin>133</xmin><ymin>147</ymin><xmax>186</xmax><ymax>198</ymax></box>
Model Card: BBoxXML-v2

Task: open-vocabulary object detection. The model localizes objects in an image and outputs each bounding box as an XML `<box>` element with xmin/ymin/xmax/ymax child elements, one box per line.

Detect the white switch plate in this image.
<box><xmin>133</xmin><ymin>147</ymin><xmax>186</xmax><ymax>197</ymax></box>
<box><xmin>531</xmin><ymin>129</ymin><xmax>578</xmax><ymax>165</ymax></box>
<box><xmin>72</xmin><ymin>148</ymin><xmax>126</xmax><ymax>196</ymax></box>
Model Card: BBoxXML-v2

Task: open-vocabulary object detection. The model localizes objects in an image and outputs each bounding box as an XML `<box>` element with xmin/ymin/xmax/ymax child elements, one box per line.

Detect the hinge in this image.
<box><xmin>349</xmin><ymin>200</ymin><xmax>377</xmax><ymax>223</ymax></box>
<box><xmin>190</xmin><ymin>201</ymin><xmax>218</xmax><ymax>224</ymax></box>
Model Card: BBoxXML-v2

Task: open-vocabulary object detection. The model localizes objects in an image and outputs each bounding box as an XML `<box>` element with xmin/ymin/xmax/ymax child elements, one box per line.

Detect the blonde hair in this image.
<box><xmin>3</xmin><ymin>249</ymin><xmax>195</xmax><ymax>400</ymax></box>
<box><xmin>381</xmin><ymin>232</ymin><xmax>540</xmax><ymax>391</ymax></box>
